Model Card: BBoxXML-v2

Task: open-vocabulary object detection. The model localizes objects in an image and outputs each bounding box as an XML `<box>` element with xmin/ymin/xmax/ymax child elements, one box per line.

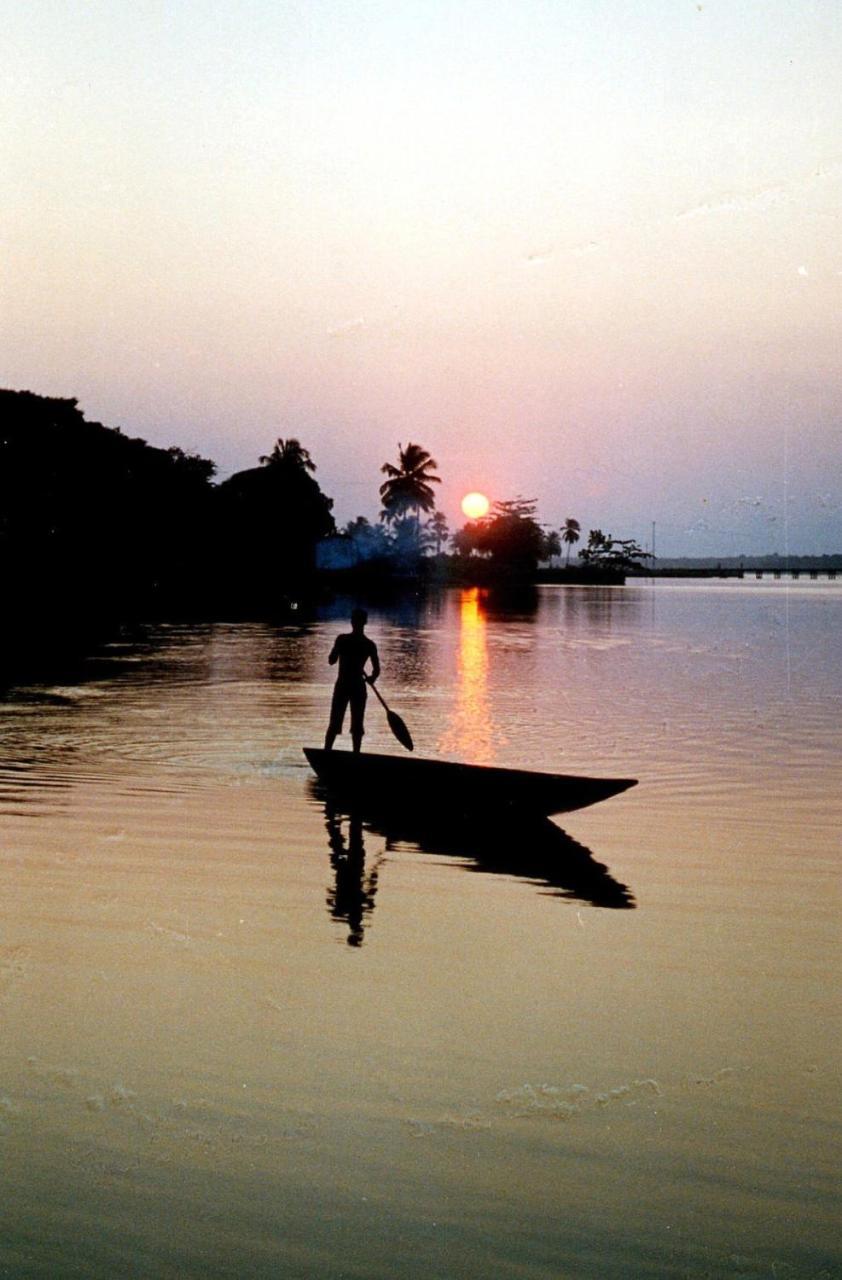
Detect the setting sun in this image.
<box><xmin>461</xmin><ymin>492</ymin><xmax>490</xmax><ymax>520</ymax></box>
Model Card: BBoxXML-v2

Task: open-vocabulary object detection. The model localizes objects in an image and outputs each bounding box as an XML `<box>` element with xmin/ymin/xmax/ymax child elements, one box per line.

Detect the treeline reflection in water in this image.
<box><xmin>318</xmin><ymin>787</ymin><xmax>635</xmax><ymax>947</ymax></box>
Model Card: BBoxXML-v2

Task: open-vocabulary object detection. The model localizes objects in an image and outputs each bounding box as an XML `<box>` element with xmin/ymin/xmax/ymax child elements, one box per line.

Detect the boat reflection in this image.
<box><xmin>317</xmin><ymin>786</ymin><xmax>635</xmax><ymax>943</ymax></box>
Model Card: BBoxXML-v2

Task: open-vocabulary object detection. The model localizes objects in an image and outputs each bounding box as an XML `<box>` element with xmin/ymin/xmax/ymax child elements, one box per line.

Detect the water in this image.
<box><xmin>1</xmin><ymin>583</ymin><xmax>839</xmax><ymax>1279</ymax></box>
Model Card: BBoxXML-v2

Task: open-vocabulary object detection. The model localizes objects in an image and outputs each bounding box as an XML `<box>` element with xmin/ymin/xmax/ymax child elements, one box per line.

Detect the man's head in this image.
<box><xmin>351</xmin><ymin>607</ymin><xmax>368</xmax><ymax>632</ymax></box>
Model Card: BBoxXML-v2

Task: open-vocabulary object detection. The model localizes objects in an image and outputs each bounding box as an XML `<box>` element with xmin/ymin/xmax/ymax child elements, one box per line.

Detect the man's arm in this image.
<box><xmin>328</xmin><ymin>636</ymin><xmax>341</xmax><ymax>665</ymax></box>
<box><xmin>368</xmin><ymin>641</ymin><xmax>380</xmax><ymax>683</ymax></box>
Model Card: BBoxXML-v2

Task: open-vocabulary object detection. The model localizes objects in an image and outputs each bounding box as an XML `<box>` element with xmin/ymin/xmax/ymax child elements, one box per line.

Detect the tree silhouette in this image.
<box><xmin>259</xmin><ymin>437</ymin><xmax>316</xmax><ymax>472</ymax></box>
<box><xmin>341</xmin><ymin>516</ymin><xmax>392</xmax><ymax>564</ymax></box>
<box><xmin>583</xmin><ymin>529</ymin><xmax>608</xmax><ymax>557</ymax></box>
<box><xmin>216</xmin><ymin>439</ymin><xmax>334</xmax><ymax>601</ymax></box>
<box><xmin>543</xmin><ymin>528</ymin><xmax>561</xmax><ymax>561</ymax></box>
<box><xmin>457</xmin><ymin>498</ymin><xmax>558</xmax><ymax>576</ymax></box>
<box><xmin>379</xmin><ymin>442</ymin><xmax>440</xmax><ymax>524</ymax></box>
<box><xmin>451</xmin><ymin>522</ymin><xmax>483</xmax><ymax>558</ymax></box>
<box><xmin>425</xmin><ymin>511</ymin><xmax>450</xmax><ymax>557</ymax></box>
<box><xmin>562</xmin><ymin>517</ymin><xmax>581</xmax><ymax>566</ymax></box>
<box><xmin>579</xmin><ymin>529</ymin><xmax>647</xmax><ymax>572</ymax></box>
<box><xmin>0</xmin><ymin>389</ymin><xmax>219</xmax><ymax>633</ymax></box>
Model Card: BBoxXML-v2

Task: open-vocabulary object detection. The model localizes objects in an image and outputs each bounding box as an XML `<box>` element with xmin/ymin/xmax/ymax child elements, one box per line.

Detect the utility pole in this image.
<box><xmin>651</xmin><ymin>521</ymin><xmax>656</xmax><ymax>569</ymax></box>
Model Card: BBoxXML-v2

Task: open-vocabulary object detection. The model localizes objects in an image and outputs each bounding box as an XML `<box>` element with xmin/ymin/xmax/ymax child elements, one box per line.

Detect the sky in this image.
<box><xmin>2</xmin><ymin>0</ymin><xmax>840</xmax><ymax>555</ymax></box>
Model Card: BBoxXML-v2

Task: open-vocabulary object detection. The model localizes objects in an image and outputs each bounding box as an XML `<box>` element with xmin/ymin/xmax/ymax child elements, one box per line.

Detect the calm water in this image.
<box><xmin>1</xmin><ymin>583</ymin><xmax>839</xmax><ymax>1279</ymax></box>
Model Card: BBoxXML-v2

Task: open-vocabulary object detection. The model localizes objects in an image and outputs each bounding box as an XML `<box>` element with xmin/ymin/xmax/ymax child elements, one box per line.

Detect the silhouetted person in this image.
<box><xmin>324</xmin><ymin>607</ymin><xmax>380</xmax><ymax>753</ymax></box>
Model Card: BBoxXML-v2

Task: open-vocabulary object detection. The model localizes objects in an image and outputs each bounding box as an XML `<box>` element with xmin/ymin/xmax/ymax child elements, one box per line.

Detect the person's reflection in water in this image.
<box><xmin>325</xmin><ymin>804</ymin><xmax>382</xmax><ymax>946</ymax></box>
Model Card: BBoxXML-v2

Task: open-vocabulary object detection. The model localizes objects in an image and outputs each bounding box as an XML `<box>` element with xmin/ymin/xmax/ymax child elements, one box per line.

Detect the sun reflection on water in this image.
<box><xmin>440</xmin><ymin>587</ymin><xmax>494</xmax><ymax>764</ymax></box>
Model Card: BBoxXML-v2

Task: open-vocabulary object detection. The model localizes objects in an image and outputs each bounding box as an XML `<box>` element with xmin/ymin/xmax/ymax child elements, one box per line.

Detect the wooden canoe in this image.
<box><xmin>303</xmin><ymin>748</ymin><xmax>636</xmax><ymax>817</ymax></box>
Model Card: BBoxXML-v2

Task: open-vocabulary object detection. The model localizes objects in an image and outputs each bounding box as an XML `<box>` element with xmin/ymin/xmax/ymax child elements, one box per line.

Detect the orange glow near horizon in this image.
<box><xmin>461</xmin><ymin>492</ymin><xmax>490</xmax><ymax>520</ymax></box>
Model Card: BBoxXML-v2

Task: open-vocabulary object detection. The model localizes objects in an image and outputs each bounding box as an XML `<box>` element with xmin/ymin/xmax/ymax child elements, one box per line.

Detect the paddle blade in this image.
<box><xmin>387</xmin><ymin>709</ymin><xmax>414</xmax><ymax>752</ymax></box>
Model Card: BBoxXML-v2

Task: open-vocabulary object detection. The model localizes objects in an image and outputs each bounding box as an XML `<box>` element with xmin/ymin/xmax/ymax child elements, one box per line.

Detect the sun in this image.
<box><xmin>461</xmin><ymin>491</ymin><xmax>490</xmax><ymax>520</ymax></box>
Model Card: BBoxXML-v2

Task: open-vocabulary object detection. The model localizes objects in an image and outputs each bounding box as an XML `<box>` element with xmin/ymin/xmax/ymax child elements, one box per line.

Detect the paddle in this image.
<box><xmin>365</xmin><ymin>677</ymin><xmax>414</xmax><ymax>751</ymax></box>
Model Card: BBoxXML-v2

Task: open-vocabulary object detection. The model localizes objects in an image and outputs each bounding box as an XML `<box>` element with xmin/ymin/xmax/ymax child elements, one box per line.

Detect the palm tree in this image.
<box><xmin>379</xmin><ymin>443</ymin><xmax>440</xmax><ymax>528</ymax></box>
<box><xmin>425</xmin><ymin>511</ymin><xmax>450</xmax><ymax>557</ymax></box>
<box><xmin>542</xmin><ymin>529</ymin><xmax>561</xmax><ymax>562</ymax></box>
<box><xmin>562</xmin><ymin>517</ymin><xmax>581</xmax><ymax>566</ymax></box>
<box><xmin>259</xmin><ymin>438</ymin><xmax>316</xmax><ymax>472</ymax></box>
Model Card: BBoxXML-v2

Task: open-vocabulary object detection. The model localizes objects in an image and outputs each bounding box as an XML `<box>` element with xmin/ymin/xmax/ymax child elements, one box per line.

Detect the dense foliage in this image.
<box><xmin>452</xmin><ymin>499</ymin><xmax>560</xmax><ymax>575</ymax></box>
<box><xmin>0</xmin><ymin>390</ymin><xmax>335</xmax><ymax>629</ymax></box>
<box><xmin>215</xmin><ymin>449</ymin><xmax>335</xmax><ymax>602</ymax></box>
<box><xmin>1</xmin><ymin>391</ymin><xmax>217</xmax><ymax>620</ymax></box>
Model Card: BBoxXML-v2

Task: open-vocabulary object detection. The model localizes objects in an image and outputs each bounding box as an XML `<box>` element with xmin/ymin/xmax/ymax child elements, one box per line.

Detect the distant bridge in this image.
<box><xmin>645</xmin><ymin>567</ymin><xmax>839</xmax><ymax>581</ymax></box>
<box><xmin>751</xmin><ymin>569</ymin><xmax>837</xmax><ymax>580</ymax></box>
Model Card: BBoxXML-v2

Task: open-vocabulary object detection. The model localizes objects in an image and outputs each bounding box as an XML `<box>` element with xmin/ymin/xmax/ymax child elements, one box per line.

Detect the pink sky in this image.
<box><xmin>2</xmin><ymin>1</ymin><xmax>840</xmax><ymax>554</ymax></box>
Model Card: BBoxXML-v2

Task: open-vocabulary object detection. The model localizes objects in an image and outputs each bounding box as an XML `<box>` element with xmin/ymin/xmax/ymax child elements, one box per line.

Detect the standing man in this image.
<box><xmin>324</xmin><ymin>608</ymin><xmax>380</xmax><ymax>753</ymax></box>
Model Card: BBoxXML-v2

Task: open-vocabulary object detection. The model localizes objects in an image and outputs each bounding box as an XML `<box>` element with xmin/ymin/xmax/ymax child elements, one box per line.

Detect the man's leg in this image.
<box><xmin>324</xmin><ymin>684</ymin><xmax>348</xmax><ymax>750</ymax></box>
<box><xmin>349</xmin><ymin>683</ymin><xmax>367</xmax><ymax>754</ymax></box>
